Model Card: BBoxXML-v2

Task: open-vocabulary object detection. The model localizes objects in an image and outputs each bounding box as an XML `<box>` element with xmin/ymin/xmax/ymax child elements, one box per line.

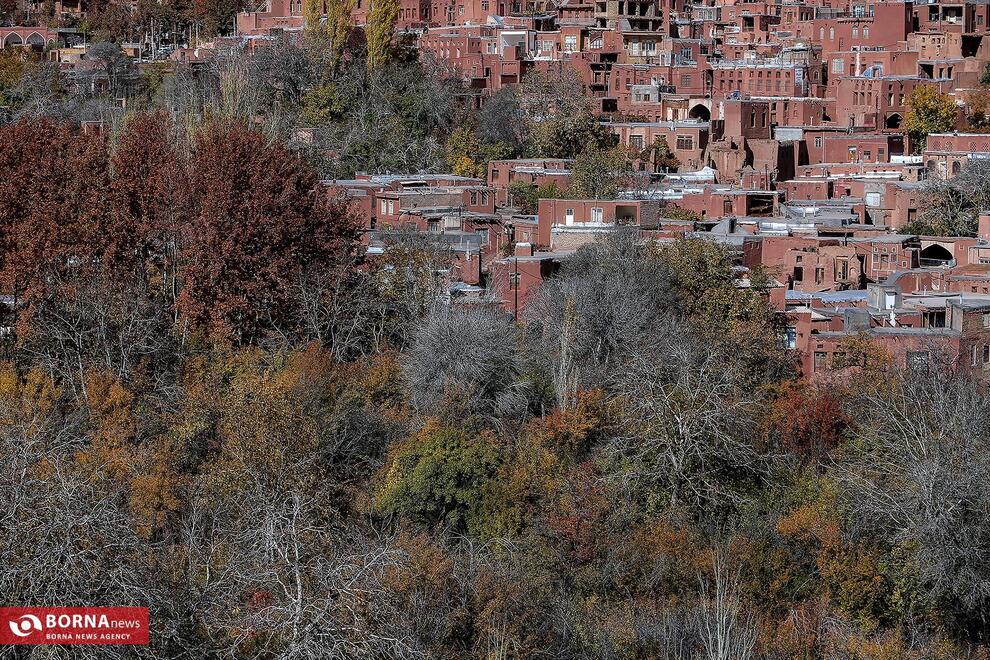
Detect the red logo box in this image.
<box><xmin>0</xmin><ymin>607</ymin><xmax>149</xmax><ymax>645</ymax></box>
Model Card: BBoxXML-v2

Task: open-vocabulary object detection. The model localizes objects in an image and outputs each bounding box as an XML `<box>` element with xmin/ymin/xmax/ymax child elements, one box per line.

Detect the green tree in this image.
<box><xmin>643</xmin><ymin>135</ymin><xmax>680</xmax><ymax>173</ymax></box>
<box><xmin>374</xmin><ymin>420</ymin><xmax>502</xmax><ymax>536</ymax></box>
<box><xmin>506</xmin><ymin>180</ymin><xmax>561</xmax><ymax>214</ymax></box>
<box><xmin>570</xmin><ymin>144</ymin><xmax>630</xmax><ymax>199</ymax></box>
<box><xmin>904</xmin><ymin>86</ymin><xmax>957</xmax><ymax>153</ymax></box>
<box><xmin>530</xmin><ymin>108</ymin><xmax>613</xmax><ymax>159</ymax></box>
<box><xmin>0</xmin><ymin>50</ymin><xmax>26</xmax><ymax>107</ymax></box>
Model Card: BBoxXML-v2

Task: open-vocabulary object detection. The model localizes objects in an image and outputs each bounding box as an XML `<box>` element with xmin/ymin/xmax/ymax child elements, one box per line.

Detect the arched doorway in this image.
<box><xmin>26</xmin><ymin>33</ymin><xmax>45</xmax><ymax>50</ymax></box>
<box><xmin>3</xmin><ymin>33</ymin><xmax>23</xmax><ymax>48</ymax></box>
<box><xmin>688</xmin><ymin>103</ymin><xmax>711</xmax><ymax>122</ymax></box>
<box><xmin>920</xmin><ymin>243</ymin><xmax>954</xmax><ymax>267</ymax></box>
<box><xmin>885</xmin><ymin>113</ymin><xmax>902</xmax><ymax>129</ymax></box>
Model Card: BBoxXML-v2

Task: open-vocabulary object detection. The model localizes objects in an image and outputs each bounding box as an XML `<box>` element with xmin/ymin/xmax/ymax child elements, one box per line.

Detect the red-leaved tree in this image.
<box><xmin>0</xmin><ymin>119</ymin><xmax>111</xmax><ymax>321</ymax></box>
<box><xmin>178</xmin><ymin>121</ymin><xmax>359</xmax><ymax>344</ymax></box>
<box><xmin>110</xmin><ymin>111</ymin><xmax>189</xmax><ymax>310</ymax></box>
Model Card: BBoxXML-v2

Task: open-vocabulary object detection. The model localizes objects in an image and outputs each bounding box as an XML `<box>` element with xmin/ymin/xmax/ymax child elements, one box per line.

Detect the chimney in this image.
<box><xmin>980</xmin><ymin>213</ymin><xmax>990</xmax><ymax>242</ymax></box>
<box><xmin>514</xmin><ymin>242</ymin><xmax>533</xmax><ymax>257</ymax></box>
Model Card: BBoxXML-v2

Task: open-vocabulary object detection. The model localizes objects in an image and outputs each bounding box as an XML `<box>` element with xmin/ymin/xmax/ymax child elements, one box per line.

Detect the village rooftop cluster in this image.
<box><xmin>5</xmin><ymin>0</ymin><xmax>990</xmax><ymax>379</ymax></box>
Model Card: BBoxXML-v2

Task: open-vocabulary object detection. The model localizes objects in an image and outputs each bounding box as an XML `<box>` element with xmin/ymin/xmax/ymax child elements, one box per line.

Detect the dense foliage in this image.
<box><xmin>0</xmin><ymin>158</ymin><xmax>988</xmax><ymax>657</ymax></box>
<box><xmin>2</xmin><ymin>31</ymin><xmax>990</xmax><ymax>660</ymax></box>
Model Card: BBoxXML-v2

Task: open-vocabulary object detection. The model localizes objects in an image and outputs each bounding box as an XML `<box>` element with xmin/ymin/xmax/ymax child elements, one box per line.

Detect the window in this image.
<box><xmin>591</xmin><ymin>207</ymin><xmax>604</xmax><ymax>223</ymax></box>
<box><xmin>387</xmin><ymin>200</ymin><xmax>395</xmax><ymax>215</ymax></box>
<box><xmin>782</xmin><ymin>327</ymin><xmax>797</xmax><ymax>349</ymax></box>
<box><xmin>985</xmin><ymin>344</ymin><xmax>990</xmax><ymax>363</ymax></box>
<box><xmin>676</xmin><ymin>135</ymin><xmax>694</xmax><ymax>150</ymax></box>
<box><xmin>380</xmin><ymin>199</ymin><xmax>388</xmax><ymax>214</ymax></box>
<box><xmin>482</xmin><ymin>0</ymin><xmax>489</xmax><ymax>8</ymax></box>
<box><xmin>815</xmin><ymin>267</ymin><xmax>824</xmax><ymax>284</ymax></box>
<box><xmin>680</xmin><ymin>74</ymin><xmax>692</xmax><ymax>87</ymax></box>
<box><xmin>832</xmin><ymin>58</ymin><xmax>845</xmax><ymax>74</ymax></box>
<box><xmin>565</xmin><ymin>208</ymin><xmax>574</xmax><ymax>225</ymax></box>
<box><xmin>973</xmin><ymin>345</ymin><xmax>979</xmax><ymax>366</ymax></box>
<box><xmin>907</xmin><ymin>351</ymin><xmax>930</xmax><ymax>370</ymax></box>
<box><xmin>630</xmin><ymin>135</ymin><xmax>644</xmax><ymax>149</ymax></box>
<box><xmin>983</xmin><ymin>312</ymin><xmax>990</xmax><ymax>327</ymax></box>
<box><xmin>793</xmin><ymin>266</ymin><xmax>804</xmax><ymax>282</ymax></box>
<box><xmin>815</xmin><ymin>136</ymin><xmax>823</xmax><ymax>148</ymax></box>
<box><xmin>564</xmin><ymin>35</ymin><xmax>577</xmax><ymax>52</ymax></box>
<box><xmin>814</xmin><ymin>351</ymin><xmax>827</xmax><ymax>371</ymax></box>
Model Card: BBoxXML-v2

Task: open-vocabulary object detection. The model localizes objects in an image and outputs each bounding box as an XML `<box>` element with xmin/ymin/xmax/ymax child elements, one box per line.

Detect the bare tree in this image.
<box><xmin>840</xmin><ymin>357</ymin><xmax>990</xmax><ymax>620</ymax></box>
<box><xmin>605</xmin><ymin>325</ymin><xmax>769</xmax><ymax>513</ymax></box>
<box><xmin>696</xmin><ymin>547</ymin><xmax>759</xmax><ymax>660</ymax></box>
<box><xmin>403</xmin><ymin>303</ymin><xmax>528</xmax><ymax>421</ymax></box>
<box><xmin>524</xmin><ymin>230</ymin><xmax>675</xmax><ymax>397</ymax></box>
<box><xmin>21</xmin><ymin>270</ymin><xmax>173</xmax><ymax>398</ymax></box>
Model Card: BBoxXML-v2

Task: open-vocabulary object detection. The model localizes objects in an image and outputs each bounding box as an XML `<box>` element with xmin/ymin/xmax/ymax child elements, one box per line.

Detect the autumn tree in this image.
<box><xmin>304</xmin><ymin>0</ymin><xmax>354</xmax><ymax>69</ymax></box>
<box><xmin>444</xmin><ymin>123</ymin><xmax>512</xmax><ymax>179</ymax></box>
<box><xmin>904</xmin><ymin>85</ymin><xmax>958</xmax><ymax>153</ymax></box>
<box><xmin>179</xmin><ymin>121</ymin><xmax>359</xmax><ymax>344</ymax></box>
<box><xmin>0</xmin><ymin>119</ymin><xmax>111</xmax><ymax>318</ymax></box>
<box><xmin>365</xmin><ymin>0</ymin><xmax>399</xmax><ymax>71</ymax></box>
<box><xmin>110</xmin><ymin>111</ymin><xmax>188</xmax><ymax>296</ymax></box>
<box><xmin>763</xmin><ymin>380</ymin><xmax>849</xmax><ymax>462</ymax></box>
